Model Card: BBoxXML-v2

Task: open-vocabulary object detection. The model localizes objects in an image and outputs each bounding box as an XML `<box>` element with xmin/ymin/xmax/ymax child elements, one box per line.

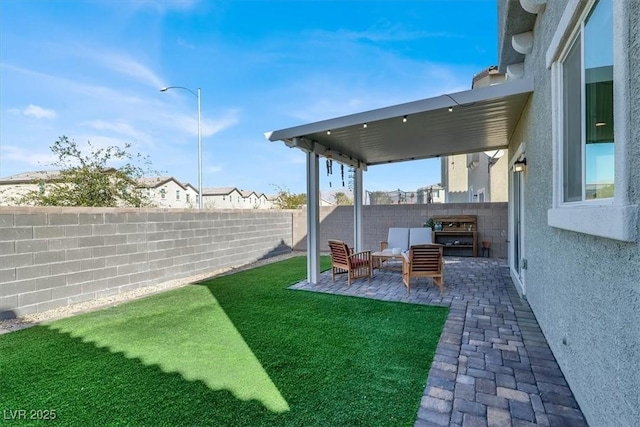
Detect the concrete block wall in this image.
<box><xmin>0</xmin><ymin>207</ymin><xmax>292</xmax><ymax>319</ymax></box>
<box><xmin>293</xmin><ymin>203</ymin><xmax>508</xmax><ymax>257</ymax></box>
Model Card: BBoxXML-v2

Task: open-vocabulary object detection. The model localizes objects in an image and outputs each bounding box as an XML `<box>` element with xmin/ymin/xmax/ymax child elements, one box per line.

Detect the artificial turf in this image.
<box><xmin>0</xmin><ymin>256</ymin><xmax>448</xmax><ymax>426</ymax></box>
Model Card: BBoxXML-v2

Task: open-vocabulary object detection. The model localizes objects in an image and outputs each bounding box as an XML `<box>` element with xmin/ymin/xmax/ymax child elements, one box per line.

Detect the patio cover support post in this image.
<box><xmin>305</xmin><ymin>145</ymin><xmax>320</xmax><ymax>284</ymax></box>
<box><xmin>353</xmin><ymin>167</ymin><xmax>364</xmax><ymax>252</ymax></box>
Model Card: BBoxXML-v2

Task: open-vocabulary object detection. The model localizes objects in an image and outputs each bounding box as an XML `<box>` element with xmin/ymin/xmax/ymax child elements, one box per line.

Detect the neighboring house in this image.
<box><xmin>416</xmin><ymin>184</ymin><xmax>445</xmax><ymax>204</ymax></box>
<box><xmin>366</xmin><ymin>185</ymin><xmax>444</xmax><ymax>205</ymax></box>
<box><xmin>0</xmin><ymin>171</ymin><xmax>195</xmax><ymax>208</ymax></box>
<box><xmin>0</xmin><ymin>170</ymin><xmax>62</xmax><ymax>206</ymax></box>
<box><xmin>0</xmin><ymin>172</ymin><xmax>276</xmax><ymax>210</ymax></box>
<box><xmin>320</xmin><ymin>189</ymin><xmax>349</xmax><ymax>206</ymax></box>
<box><xmin>267</xmin><ymin>1</ymin><xmax>639</xmax><ymax>425</ymax></box>
<box><xmin>441</xmin><ymin>66</ymin><xmax>509</xmax><ymax>203</ymax></box>
<box><xmin>137</xmin><ymin>176</ymin><xmax>198</xmax><ymax>209</ymax></box>
<box><xmin>441</xmin><ymin>150</ymin><xmax>508</xmax><ymax>202</ymax></box>
<box><xmin>202</xmin><ymin>187</ymin><xmax>274</xmax><ymax>209</ymax></box>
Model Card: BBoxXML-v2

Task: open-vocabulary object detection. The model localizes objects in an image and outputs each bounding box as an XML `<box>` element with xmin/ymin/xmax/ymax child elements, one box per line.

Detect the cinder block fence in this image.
<box><xmin>0</xmin><ymin>207</ymin><xmax>292</xmax><ymax>319</ymax></box>
<box><xmin>1</xmin><ymin>203</ymin><xmax>507</xmax><ymax>319</ymax></box>
<box><xmin>293</xmin><ymin>203</ymin><xmax>508</xmax><ymax>256</ymax></box>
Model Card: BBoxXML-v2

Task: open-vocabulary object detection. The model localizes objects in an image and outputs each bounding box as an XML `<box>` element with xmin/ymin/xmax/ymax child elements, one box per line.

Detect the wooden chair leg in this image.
<box><xmin>433</xmin><ymin>277</ymin><xmax>444</xmax><ymax>292</ymax></box>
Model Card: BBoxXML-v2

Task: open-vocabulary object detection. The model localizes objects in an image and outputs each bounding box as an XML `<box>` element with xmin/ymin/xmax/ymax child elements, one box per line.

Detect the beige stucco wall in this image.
<box><xmin>501</xmin><ymin>1</ymin><xmax>640</xmax><ymax>425</ymax></box>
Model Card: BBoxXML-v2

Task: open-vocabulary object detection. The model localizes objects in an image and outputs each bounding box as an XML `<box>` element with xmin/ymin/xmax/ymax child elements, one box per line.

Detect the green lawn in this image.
<box><xmin>0</xmin><ymin>256</ymin><xmax>448</xmax><ymax>426</ymax></box>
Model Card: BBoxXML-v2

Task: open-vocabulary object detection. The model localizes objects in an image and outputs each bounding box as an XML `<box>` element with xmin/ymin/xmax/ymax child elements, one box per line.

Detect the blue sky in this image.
<box><xmin>0</xmin><ymin>0</ymin><xmax>498</xmax><ymax>195</ymax></box>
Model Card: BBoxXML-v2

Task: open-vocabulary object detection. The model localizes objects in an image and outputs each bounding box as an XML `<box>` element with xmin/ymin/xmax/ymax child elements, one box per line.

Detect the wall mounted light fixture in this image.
<box><xmin>513</xmin><ymin>158</ymin><xmax>527</xmax><ymax>173</ymax></box>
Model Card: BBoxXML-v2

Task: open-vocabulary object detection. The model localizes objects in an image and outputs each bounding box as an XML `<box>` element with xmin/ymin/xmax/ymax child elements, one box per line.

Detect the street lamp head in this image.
<box><xmin>159</xmin><ymin>87</ymin><xmax>168</xmax><ymax>92</ymax></box>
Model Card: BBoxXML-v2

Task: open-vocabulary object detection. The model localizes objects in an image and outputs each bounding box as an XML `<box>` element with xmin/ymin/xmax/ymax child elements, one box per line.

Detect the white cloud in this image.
<box><xmin>0</xmin><ymin>145</ymin><xmax>56</xmax><ymax>167</ymax></box>
<box><xmin>134</xmin><ymin>0</ymin><xmax>198</xmax><ymax>13</ymax></box>
<box><xmin>205</xmin><ymin>165</ymin><xmax>222</xmax><ymax>174</ymax></box>
<box><xmin>165</xmin><ymin>109</ymin><xmax>240</xmax><ymax>138</ymax></box>
<box><xmin>89</xmin><ymin>52</ymin><xmax>165</xmax><ymax>89</ymax></box>
<box><xmin>84</xmin><ymin>120</ymin><xmax>151</xmax><ymax>142</ymax></box>
<box><xmin>3</xmin><ymin>64</ymin><xmax>143</xmax><ymax>105</ymax></box>
<box><xmin>177</xmin><ymin>37</ymin><xmax>195</xmax><ymax>49</ymax></box>
<box><xmin>286</xmin><ymin>152</ymin><xmax>306</xmax><ymax>165</ymax></box>
<box><xmin>23</xmin><ymin>104</ymin><xmax>57</xmax><ymax>119</ymax></box>
<box><xmin>329</xmin><ymin>26</ymin><xmax>462</xmax><ymax>43</ymax></box>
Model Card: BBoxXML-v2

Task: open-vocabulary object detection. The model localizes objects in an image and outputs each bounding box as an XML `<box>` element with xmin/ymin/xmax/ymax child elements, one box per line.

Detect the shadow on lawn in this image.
<box><xmin>192</xmin><ymin>255</ymin><xmax>449</xmax><ymax>426</ymax></box>
<box><xmin>0</xmin><ymin>326</ymin><xmax>287</xmax><ymax>427</ymax></box>
<box><xmin>1</xmin><ymin>256</ymin><xmax>448</xmax><ymax>427</ymax></box>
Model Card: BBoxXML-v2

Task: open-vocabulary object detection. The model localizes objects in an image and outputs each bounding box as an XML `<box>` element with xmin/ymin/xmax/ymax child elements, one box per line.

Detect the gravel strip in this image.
<box><xmin>0</xmin><ymin>251</ymin><xmax>302</xmax><ymax>335</ymax></box>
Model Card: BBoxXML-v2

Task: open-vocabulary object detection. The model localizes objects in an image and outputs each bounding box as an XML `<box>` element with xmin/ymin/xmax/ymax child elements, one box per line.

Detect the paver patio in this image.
<box><xmin>290</xmin><ymin>257</ymin><xmax>589</xmax><ymax>427</ymax></box>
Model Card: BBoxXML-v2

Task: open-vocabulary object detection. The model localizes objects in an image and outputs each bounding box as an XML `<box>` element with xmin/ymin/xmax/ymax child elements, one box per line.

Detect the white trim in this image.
<box><xmin>306</xmin><ymin>149</ymin><xmax>320</xmax><ymax>284</ymax></box>
<box><xmin>353</xmin><ymin>167</ymin><xmax>363</xmax><ymax>252</ymax></box>
<box><xmin>545</xmin><ymin>0</ymin><xmax>585</xmax><ymax>69</ymax></box>
<box><xmin>548</xmin><ymin>205</ymin><xmax>637</xmax><ymax>242</ymax></box>
<box><xmin>547</xmin><ymin>0</ymin><xmax>638</xmax><ymax>242</ymax></box>
<box><xmin>477</xmin><ymin>188</ymin><xmax>486</xmax><ymax>203</ymax></box>
<box><xmin>509</xmin><ymin>144</ymin><xmax>526</xmax><ymax>296</ymax></box>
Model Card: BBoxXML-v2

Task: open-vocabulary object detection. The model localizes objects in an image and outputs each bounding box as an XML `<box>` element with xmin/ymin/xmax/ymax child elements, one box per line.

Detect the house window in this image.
<box><xmin>160</xmin><ymin>188</ymin><xmax>166</xmax><ymax>199</ymax></box>
<box><xmin>186</xmin><ymin>194</ymin><xmax>190</xmax><ymax>202</ymax></box>
<box><xmin>560</xmin><ymin>0</ymin><xmax>614</xmax><ymax>202</ymax></box>
<box><xmin>548</xmin><ymin>0</ymin><xmax>637</xmax><ymax>242</ymax></box>
<box><xmin>176</xmin><ymin>190</ymin><xmax>180</xmax><ymax>200</ymax></box>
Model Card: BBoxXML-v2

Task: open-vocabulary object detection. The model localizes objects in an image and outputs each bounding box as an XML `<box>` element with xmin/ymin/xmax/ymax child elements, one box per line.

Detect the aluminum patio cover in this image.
<box><xmin>265</xmin><ymin>77</ymin><xmax>533</xmax><ymax>284</ymax></box>
<box><xmin>265</xmin><ymin>77</ymin><xmax>533</xmax><ymax>169</ymax></box>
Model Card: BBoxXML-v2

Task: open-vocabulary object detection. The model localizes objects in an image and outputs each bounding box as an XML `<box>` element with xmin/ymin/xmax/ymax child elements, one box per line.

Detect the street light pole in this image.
<box><xmin>196</xmin><ymin>88</ymin><xmax>202</xmax><ymax>209</ymax></box>
<box><xmin>160</xmin><ymin>86</ymin><xmax>203</xmax><ymax>209</ymax></box>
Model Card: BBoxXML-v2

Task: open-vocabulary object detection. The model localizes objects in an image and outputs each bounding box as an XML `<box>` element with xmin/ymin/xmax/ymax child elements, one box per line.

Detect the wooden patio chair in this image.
<box><xmin>402</xmin><ymin>244</ymin><xmax>444</xmax><ymax>294</ymax></box>
<box><xmin>327</xmin><ymin>239</ymin><xmax>372</xmax><ymax>286</ymax></box>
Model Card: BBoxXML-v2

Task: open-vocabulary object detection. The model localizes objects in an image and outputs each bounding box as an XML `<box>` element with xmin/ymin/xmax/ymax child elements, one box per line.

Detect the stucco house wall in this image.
<box><xmin>442</xmin><ymin>155</ymin><xmax>470</xmax><ymax>202</ymax></box>
<box><xmin>503</xmin><ymin>1</ymin><xmax>640</xmax><ymax>425</ymax></box>
<box><xmin>488</xmin><ymin>154</ymin><xmax>508</xmax><ymax>202</ymax></box>
<box><xmin>145</xmin><ymin>179</ymin><xmax>198</xmax><ymax>209</ymax></box>
<box><xmin>202</xmin><ymin>188</ymin><xmax>274</xmax><ymax>209</ymax></box>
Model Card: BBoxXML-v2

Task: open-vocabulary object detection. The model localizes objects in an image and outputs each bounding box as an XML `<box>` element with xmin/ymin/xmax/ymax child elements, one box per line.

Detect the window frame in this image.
<box><xmin>547</xmin><ymin>0</ymin><xmax>637</xmax><ymax>242</ymax></box>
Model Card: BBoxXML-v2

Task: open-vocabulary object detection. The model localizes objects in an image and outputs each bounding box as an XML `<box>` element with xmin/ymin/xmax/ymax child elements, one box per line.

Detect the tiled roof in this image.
<box><xmin>202</xmin><ymin>187</ymin><xmax>238</xmax><ymax>196</ymax></box>
<box><xmin>0</xmin><ymin>170</ymin><xmax>62</xmax><ymax>183</ymax></box>
<box><xmin>136</xmin><ymin>176</ymin><xmax>177</xmax><ymax>188</ymax></box>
